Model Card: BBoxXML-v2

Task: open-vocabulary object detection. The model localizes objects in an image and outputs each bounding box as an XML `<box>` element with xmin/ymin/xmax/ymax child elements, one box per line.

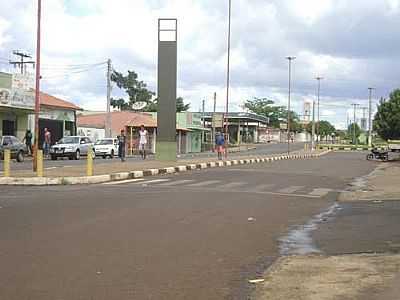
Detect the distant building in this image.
<box><xmin>303</xmin><ymin>100</ymin><xmax>312</xmax><ymax>123</ymax></box>
<box><xmin>360</xmin><ymin>118</ymin><xmax>367</xmax><ymax>131</ymax></box>
<box><xmin>201</xmin><ymin>112</ymin><xmax>269</xmax><ymax>144</ymax></box>
<box><xmin>77</xmin><ymin>111</ymin><xmax>206</xmax><ymax>154</ymax></box>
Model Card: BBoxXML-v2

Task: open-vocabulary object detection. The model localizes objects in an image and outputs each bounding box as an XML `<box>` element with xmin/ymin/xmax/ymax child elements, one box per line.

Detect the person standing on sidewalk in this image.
<box><xmin>117</xmin><ymin>129</ymin><xmax>126</xmax><ymax>162</ymax></box>
<box><xmin>43</xmin><ymin>128</ymin><xmax>51</xmax><ymax>157</ymax></box>
<box><xmin>138</xmin><ymin>125</ymin><xmax>148</xmax><ymax>160</ymax></box>
<box><xmin>215</xmin><ymin>132</ymin><xmax>225</xmax><ymax>160</ymax></box>
<box><xmin>23</xmin><ymin>129</ymin><xmax>33</xmax><ymax>156</ymax></box>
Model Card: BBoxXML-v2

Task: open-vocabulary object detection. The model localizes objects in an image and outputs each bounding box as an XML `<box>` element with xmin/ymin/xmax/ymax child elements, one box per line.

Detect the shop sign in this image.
<box><xmin>212</xmin><ymin>113</ymin><xmax>224</xmax><ymax>128</ymax></box>
<box><xmin>0</xmin><ymin>74</ymin><xmax>34</xmax><ymax>109</ymax></box>
<box><xmin>187</xmin><ymin>112</ymin><xmax>202</xmax><ymax>128</ymax></box>
<box><xmin>40</xmin><ymin>109</ymin><xmax>75</xmax><ymax>121</ymax></box>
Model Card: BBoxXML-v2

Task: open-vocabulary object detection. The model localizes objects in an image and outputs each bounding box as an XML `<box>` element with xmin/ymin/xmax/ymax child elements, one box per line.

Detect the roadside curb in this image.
<box><xmin>318</xmin><ymin>146</ymin><xmax>386</xmax><ymax>151</ymax></box>
<box><xmin>0</xmin><ymin>150</ymin><xmax>331</xmax><ymax>186</ymax></box>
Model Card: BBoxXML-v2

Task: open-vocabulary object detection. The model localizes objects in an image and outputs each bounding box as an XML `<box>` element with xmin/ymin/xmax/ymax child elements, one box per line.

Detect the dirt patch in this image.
<box><xmin>253</xmin><ymin>254</ymin><xmax>400</xmax><ymax>300</ymax></box>
<box><xmin>339</xmin><ymin>163</ymin><xmax>400</xmax><ymax>201</ymax></box>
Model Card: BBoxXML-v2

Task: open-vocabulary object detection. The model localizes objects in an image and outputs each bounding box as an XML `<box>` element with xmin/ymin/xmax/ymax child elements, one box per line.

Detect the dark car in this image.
<box><xmin>0</xmin><ymin>135</ymin><xmax>27</xmax><ymax>162</ymax></box>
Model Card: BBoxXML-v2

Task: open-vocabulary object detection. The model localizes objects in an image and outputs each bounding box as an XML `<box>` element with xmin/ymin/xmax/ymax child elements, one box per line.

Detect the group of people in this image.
<box><xmin>23</xmin><ymin>126</ymin><xmax>226</xmax><ymax>161</ymax></box>
<box><xmin>117</xmin><ymin>125</ymin><xmax>148</xmax><ymax>162</ymax></box>
<box><xmin>22</xmin><ymin>128</ymin><xmax>51</xmax><ymax>157</ymax></box>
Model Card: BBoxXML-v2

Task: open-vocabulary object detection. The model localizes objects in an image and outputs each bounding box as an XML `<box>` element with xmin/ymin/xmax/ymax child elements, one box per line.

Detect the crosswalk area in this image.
<box><xmin>102</xmin><ymin>177</ymin><xmax>338</xmax><ymax>198</ymax></box>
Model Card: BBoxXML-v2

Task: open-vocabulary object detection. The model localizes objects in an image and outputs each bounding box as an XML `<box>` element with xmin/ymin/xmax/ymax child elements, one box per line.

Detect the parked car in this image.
<box><xmin>94</xmin><ymin>138</ymin><xmax>119</xmax><ymax>159</ymax></box>
<box><xmin>50</xmin><ymin>136</ymin><xmax>94</xmax><ymax>160</ymax></box>
<box><xmin>0</xmin><ymin>135</ymin><xmax>27</xmax><ymax>162</ymax></box>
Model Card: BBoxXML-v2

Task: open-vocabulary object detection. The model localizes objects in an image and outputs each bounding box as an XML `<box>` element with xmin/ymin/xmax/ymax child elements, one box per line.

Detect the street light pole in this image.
<box><xmin>286</xmin><ymin>56</ymin><xmax>296</xmax><ymax>155</ymax></box>
<box><xmin>224</xmin><ymin>0</ymin><xmax>232</xmax><ymax>158</ymax></box>
<box><xmin>311</xmin><ymin>99</ymin><xmax>316</xmax><ymax>151</ymax></box>
<box><xmin>315</xmin><ymin>76</ymin><xmax>323</xmax><ymax>145</ymax></box>
<box><xmin>368</xmin><ymin>87</ymin><xmax>375</xmax><ymax>147</ymax></box>
<box><xmin>33</xmin><ymin>0</ymin><xmax>42</xmax><ymax>172</ymax></box>
<box><xmin>105</xmin><ymin>59</ymin><xmax>112</xmax><ymax>138</ymax></box>
<box><xmin>351</xmin><ymin>103</ymin><xmax>360</xmax><ymax>146</ymax></box>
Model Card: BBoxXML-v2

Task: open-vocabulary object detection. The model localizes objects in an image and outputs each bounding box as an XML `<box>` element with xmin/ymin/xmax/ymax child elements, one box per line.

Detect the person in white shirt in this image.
<box><xmin>138</xmin><ymin>125</ymin><xmax>148</xmax><ymax>159</ymax></box>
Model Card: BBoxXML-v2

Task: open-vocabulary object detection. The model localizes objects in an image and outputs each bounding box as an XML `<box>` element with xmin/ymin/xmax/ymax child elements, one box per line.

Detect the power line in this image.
<box><xmin>41</xmin><ymin>61</ymin><xmax>107</xmax><ymax>70</ymax></box>
<box><xmin>9</xmin><ymin>50</ymin><xmax>35</xmax><ymax>74</ymax></box>
<box><xmin>41</xmin><ymin>63</ymin><xmax>107</xmax><ymax>79</ymax></box>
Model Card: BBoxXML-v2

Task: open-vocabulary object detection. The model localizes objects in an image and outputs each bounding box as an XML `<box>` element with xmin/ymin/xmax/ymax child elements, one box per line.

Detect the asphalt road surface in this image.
<box><xmin>0</xmin><ymin>142</ymin><xmax>304</xmax><ymax>172</ymax></box>
<box><xmin>0</xmin><ymin>152</ymin><xmax>375</xmax><ymax>300</ymax></box>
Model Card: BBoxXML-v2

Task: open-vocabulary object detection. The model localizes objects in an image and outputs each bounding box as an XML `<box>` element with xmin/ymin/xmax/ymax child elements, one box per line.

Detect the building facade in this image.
<box><xmin>77</xmin><ymin>111</ymin><xmax>208</xmax><ymax>154</ymax></box>
<box><xmin>0</xmin><ymin>72</ymin><xmax>34</xmax><ymax>139</ymax></box>
<box><xmin>1</xmin><ymin>72</ymin><xmax>81</xmax><ymax>146</ymax></box>
<box><xmin>36</xmin><ymin>92</ymin><xmax>81</xmax><ymax>146</ymax></box>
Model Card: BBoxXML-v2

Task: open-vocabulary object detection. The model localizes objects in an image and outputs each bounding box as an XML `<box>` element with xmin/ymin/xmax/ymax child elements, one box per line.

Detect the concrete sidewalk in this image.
<box><xmin>0</xmin><ymin>150</ymin><xmax>329</xmax><ymax>185</ymax></box>
<box><xmin>339</xmin><ymin>161</ymin><xmax>400</xmax><ymax>201</ymax></box>
<box><xmin>253</xmin><ymin>159</ymin><xmax>400</xmax><ymax>300</ymax></box>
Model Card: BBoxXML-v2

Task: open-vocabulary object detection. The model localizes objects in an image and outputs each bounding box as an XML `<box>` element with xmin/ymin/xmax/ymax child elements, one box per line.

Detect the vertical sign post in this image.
<box><xmin>156</xmin><ymin>19</ymin><xmax>178</xmax><ymax>161</ymax></box>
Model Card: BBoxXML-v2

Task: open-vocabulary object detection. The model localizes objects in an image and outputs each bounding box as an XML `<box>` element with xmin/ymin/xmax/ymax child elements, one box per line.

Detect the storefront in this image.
<box><xmin>0</xmin><ymin>72</ymin><xmax>34</xmax><ymax>139</ymax></box>
<box><xmin>37</xmin><ymin>93</ymin><xmax>81</xmax><ymax>146</ymax></box>
<box><xmin>177</xmin><ymin>112</ymin><xmax>208</xmax><ymax>153</ymax></box>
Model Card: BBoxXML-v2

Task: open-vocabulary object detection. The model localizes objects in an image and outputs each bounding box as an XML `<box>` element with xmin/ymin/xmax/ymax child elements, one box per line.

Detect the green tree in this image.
<box><xmin>176</xmin><ymin>97</ymin><xmax>190</xmax><ymax>112</ymax></box>
<box><xmin>110</xmin><ymin>70</ymin><xmax>155</xmax><ymax>110</ymax></box>
<box><xmin>143</xmin><ymin>97</ymin><xmax>190</xmax><ymax>112</ymax></box>
<box><xmin>336</xmin><ymin>130</ymin><xmax>347</xmax><ymax>141</ymax></box>
<box><xmin>244</xmin><ymin>97</ymin><xmax>300</xmax><ymax>130</ymax></box>
<box><xmin>306</xmin><ymin>120</ymin><xmax>336</xmax><ymax>140</ymax></box>
<box><xmin>348</xmin><ymin>123</ymin><xmax>361</xmax><ymax>144</ymax></box>
<box><xmin>110</xmin><ymin>69</ymin><xmax>190</xmax><ymax>112</ymax></box>
<box><xmin>374</xmin><ymin>90</ymin><xmax>400</xmax><ymax>140</ymax></box>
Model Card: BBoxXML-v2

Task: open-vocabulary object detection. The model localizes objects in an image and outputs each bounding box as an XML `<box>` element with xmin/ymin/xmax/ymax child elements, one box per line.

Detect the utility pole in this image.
<box><xmin>315</xmin><ymin>76</ymin><xmax>323</xmax><ymax>144</ymax></box>
<box><xmin>202</xmin><ymin>99</ymin><xmax>206</xmax><ymax>148</ymax></box>
<box><xmin>224</xmin><ymin>0</ymin><xmax>232</xmax><ymax>158</ymax></box>
<box><xmin>286</xmin><ymin>56</ymin><xmax>296</xmax><ymax>154</ymax></box>
<box><xmin>9</xmin><ymin>50</ymin><xmax>35</xmax><ymax>74</ymax></box>
<box><xmin>311</xmin><ymin>99</ymin><xmax>316</xmax><ymax>151</ymax></box>
<box><xmin>212</xmin><ymin>92</ymin><xmax>217</xmax><ymax>150</ymax></box>
<box><xmin>105</xmin><ymin>59</ymin><xmax>112</xmax><ymax>138</ymax></box>
<box><xmin>351</xmin><ymin>103</ymin><xmax>360</xmax><ymax>146</ymax></box>
<box><xmin>33</xmin><ymin>0</ymin><xmax>42</xmax><ymax>172</ymax></box>
<box><xmin>368</xmin><ymin>87</ymin><xmax>375</xmax><ymax>147</ymax></box>
<box><xmin>362</xmin><ymin>107</ymin><xmax>367</xmax><ymax>131</ymax></box>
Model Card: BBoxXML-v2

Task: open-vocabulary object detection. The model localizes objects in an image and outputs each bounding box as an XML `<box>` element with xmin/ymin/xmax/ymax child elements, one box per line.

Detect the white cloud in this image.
<box><xmin>286</xmin><ymin>0</ymin><xmax>334</xmax><ymax>25</ymax></box>
<box><xmin>0</xmin><ymin>0</ymin><xmax>399</xmax><ymax>130</ymax></box>
<box><xmin>0</xmin><ymin>17</ymin><xmax>10</xmax><ymax>49</ymax></box>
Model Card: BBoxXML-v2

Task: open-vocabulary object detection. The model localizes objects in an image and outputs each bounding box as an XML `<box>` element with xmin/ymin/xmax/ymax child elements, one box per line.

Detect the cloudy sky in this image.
<box><xmin>1</xmin><ymin>0</ymin><xmax>400</xmax><ymax>129</ymax></box>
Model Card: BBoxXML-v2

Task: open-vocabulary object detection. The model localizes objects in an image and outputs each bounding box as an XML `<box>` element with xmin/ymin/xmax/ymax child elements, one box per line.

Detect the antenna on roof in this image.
<box><xmin>131</xmin><ymin>101</ymin><xmax>147</xmax><ymax>111</ymax></box>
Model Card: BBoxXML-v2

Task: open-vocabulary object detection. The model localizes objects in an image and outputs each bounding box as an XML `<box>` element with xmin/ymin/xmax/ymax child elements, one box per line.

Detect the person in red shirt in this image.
<box><xmin>43</xmin><ymin>128</ymin><xmax>51</xmax><ymax>157</ymax></box>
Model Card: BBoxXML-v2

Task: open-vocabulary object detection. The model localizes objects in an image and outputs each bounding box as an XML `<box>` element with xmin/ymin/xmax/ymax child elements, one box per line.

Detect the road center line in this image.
<box><xmin>158</xmin><ymin>180</ymin><xmax>195</xmax><ymax>186</ymax></box>
<box><xmin>103</xmin><ymin>178</ymin><xmax>145</xmax><ymax>185</ymax></box>
<box><xmin>186</xmin><ymin>180</ymin><xmax>221</xmax><ymax>187</ymax></box>
<box><xmin>277</xmin><ymin>186</ymin><xmax>305</xmax><ymax>194</ymax></box>
<box><xmin>308</xmin><ymin>188</ymin><xmax>333</xmax><ymax>196</ymax></box>
<box><xmin>253</xmin><ymin>184</ymin><xmax>276</xmax><ymax>192</ymax></box>
<box><xmin>141</xmin><ymin>179</ymin><xmax>171</xmax><ymax>184</ymax></box>
<box><xmin>218</xmin><ymin>182</ymin><xmax>247</xmax><ymax>189</ymax></box>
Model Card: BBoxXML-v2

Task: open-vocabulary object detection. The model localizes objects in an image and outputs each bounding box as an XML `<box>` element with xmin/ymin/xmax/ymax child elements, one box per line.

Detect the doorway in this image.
<box><xmin>2</xmin><ymin>120</ymin><xmax>16</xmax><ymax>136</ymax></box>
